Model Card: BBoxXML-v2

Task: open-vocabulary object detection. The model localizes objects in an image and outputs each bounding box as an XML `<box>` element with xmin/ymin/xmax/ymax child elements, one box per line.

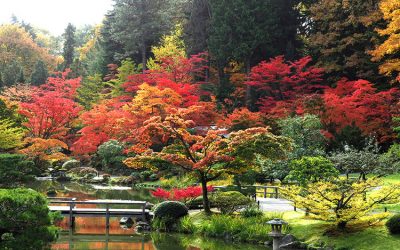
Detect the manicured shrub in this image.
<box><xmin>386</xmin><ymin>214</ymin><xmax>400</xmax><ymax>234</ymax></box>
<box><xmin>0</xmin><ymin>154</ymin><xmax>35</xmax><ymax>187</ymax></box>
<box><xmin>153</xmin><ymin>201</ymin><xmax>189</xmax><ymax>232</ymax></box>
<box><xmin>211</xmin><ymin>191</ymin><xmax>252</xmax><ymax>214</ymax></box>
<box><xmin>149</xmin><ymin>173</ymin><xmax>159</xmax><ymax>181</ymax></box>
<box><xmin>0</xmin><ymin>188</ymin><xmax>58</xmax><ymax>249</ymax></box>
<box><xmin>154</xmin><ymin>201</ymin><xmax>189</xmax><ymax>219</ymax></box>
<box><xmin>217</xmin><ymin>185</ymin><xmax>256</xmax><ymax>197</ymax></box>
<box><xmin>61</xmin><ymin>159</ymin><xmax>80</xmax><ymax>170</ymax></box>
<box><xmin>140</xmin><ymin>170</ymin><xmax>154</xmax><ymax>181</ymax></box>
<box><xmin>68</xmin><ymin>167</ymin><xmax>98</xmax><ymax>179</ymax></box>
<box><xmin>97</xmin><ymin>140</ymin><xmax>129</xmax><ymax>174</ymax></box>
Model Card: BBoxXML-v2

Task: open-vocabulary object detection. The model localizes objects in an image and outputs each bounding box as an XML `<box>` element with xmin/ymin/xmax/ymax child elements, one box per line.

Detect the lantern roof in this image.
<box><xmin>267</xmin><ymin>218</ymin><xmax>288</xmax><ymax>225</ymax></box>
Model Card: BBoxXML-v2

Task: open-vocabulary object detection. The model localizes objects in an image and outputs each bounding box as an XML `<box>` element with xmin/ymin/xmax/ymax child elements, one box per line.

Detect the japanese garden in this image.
<box><xmin>1</xmin><ymin>0</ymin><xmax>400</xmax><ymax>249</ymax></box>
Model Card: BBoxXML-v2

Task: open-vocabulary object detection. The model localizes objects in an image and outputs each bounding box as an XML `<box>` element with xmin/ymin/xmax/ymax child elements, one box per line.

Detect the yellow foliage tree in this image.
<box><xmin>0</xmin><ymin>24</ymin><xmax>55</xmax><ymax>78</ymax></box>
<box><xmin>147</xmin><ymin>24</ymin><xmax>186</xmax><ymax>70</ymax></box>
<box><xmin>78</xmin><ymin>25</ymin><xmax>102</xmax><ymax>62</ymax></box>
<box><xmin>371</xmin><ymin>0</ymin><xmax>400</xmax><ymax>81</ymax></box>
<box><xmin>19</xmin><ymin>138</ymin><xmax>68</xmax><ymax>164</ymax></box>
<box><xmin>283</xmin><ymin>178</ymin><xmax>400</xmax><ymax>229</ymax></box>
<box><xmin>0</xmin><ymin>118</ymin><xmax>25</xmax><ymax>150</ymax></box>
<box><xmin>124</xmin><ymin>83</ymin><xmax>183</xmax><ymax>118</ymax></box>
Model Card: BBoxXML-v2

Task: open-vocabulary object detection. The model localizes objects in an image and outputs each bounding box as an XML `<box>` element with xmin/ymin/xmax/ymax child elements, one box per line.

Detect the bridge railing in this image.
<box><xmin>48</xmin><ymin>198</ymin><xmax>148</xmax><ymax>228</ymax></box>
<box><xmin>213</xmin><ymin>185</ymin><xmax>280</xmax><ymax>199</ymax></box>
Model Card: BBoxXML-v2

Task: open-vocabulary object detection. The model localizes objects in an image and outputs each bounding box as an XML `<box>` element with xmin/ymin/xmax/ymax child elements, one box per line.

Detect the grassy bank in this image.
<box><xmin>284</xmin><ymin>212</ymin><xmax>400</xmax><ymax>250</ymax></box>
<box><xmin>174</xmin><ymin>210</ymin><xmax>400</xmax><ymax>249</ymax></box>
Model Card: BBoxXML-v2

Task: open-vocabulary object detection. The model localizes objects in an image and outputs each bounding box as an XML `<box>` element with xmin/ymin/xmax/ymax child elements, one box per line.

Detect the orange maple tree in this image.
<box><xmin>124</xmin><ymin>114</ymin><xmax>291</xmax><ymax>213</ymax></box>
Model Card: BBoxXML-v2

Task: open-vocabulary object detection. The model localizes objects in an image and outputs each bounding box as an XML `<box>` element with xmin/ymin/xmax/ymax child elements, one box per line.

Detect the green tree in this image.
<box><xmin>329</xmin><ymin>140</ymin><xmax>393</xmax><ymax>180</ymax></box>
<box><xmin>307</xmin><ymin>0</ymin><xmax>386</xmax><ymax>86</ymax></box>
<box><xmin>183</xmin><ymin>0</ymin><xmax>210</xmax><ymax>56</ymax></box>
<box><xmin>77</xmin><ymin>74</ymin><xmax>104</xmax><ymax>109</ymax></box>
<box><xmin>287</xmin><ymin>156</ymin><xmax>338</xmax><ymax>186</ymax></box>
<box><xmin>0</xmin><ymin>118</ymin><xmax>24</xmax><ymax>150</ymax></box>
<box><xmin>1</xmin><ymin>62</ymin><xmax>22</xmax><ymax>86</ymax></box>
<box><xmin>30</xmin><ymin>60</ymin><xmax>48</xmax><ymax>86</ymax></box>
<box><xmin>97</xmin><ymin>139</ymin><xmax>125</xmax><ymax>172</ymax></box>
<box><xmin>99</xmin><ymin>11</ymin><xmax>125</xmax><ymax>67</ymax></box>
<box><xmin>62</xmin><ymin>23</ymin><xmax>76</xmax><ymax>69</ymax></box>
<box><xmin>104</xmin><ymin>58</ymin><xmax>138</xmax><ymax>96</ymax></box>
<box><xmin>0</xmin><ymin>154</ymin><xmax>35</xmax><ymax>186</ymax></box>
<box><xmin>108</xmin><ymin>0</ymin><xmax>173</xmax><ymax>72</ymax></box>
<box><xmin>78</xmin><ymin>25</ymin><xmax>107</xmax><ymax>76</ymax></box>
<box><xmin>259</xmin><ymin>115</ymin><xmax>326</xmax><ymax>181</ymax></box>
<box><xmin>208</xmin><ymin>0</ymin><xmax>300</xmax><ymax>102</ymax></box>
<box><xmin>17</xmin><ymin>68</ymin><xmax>25</xmax><ymax>83</ymax></box>
<box><xmin>380</xmin><ymin>144</ymin><xmax>400</xmax><ymax>174</ymax></box>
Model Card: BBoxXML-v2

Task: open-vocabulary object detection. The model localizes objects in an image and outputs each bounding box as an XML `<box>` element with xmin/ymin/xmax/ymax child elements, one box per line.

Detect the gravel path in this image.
<box><xmin>256</xmin><ymin>198</ymin><xmax>296</xmax><ymax>212</ymax></box>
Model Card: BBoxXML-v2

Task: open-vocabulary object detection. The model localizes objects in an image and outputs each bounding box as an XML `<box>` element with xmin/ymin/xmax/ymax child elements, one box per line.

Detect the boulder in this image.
<box><xmin>145</xmin><ymin>202</ymin><xmax>154</xmax><ymax>209</ymax></box>
<box><xmin>120</xmin><ymin>217</ymin><xmax>134</xmax><ymax>224</ymax></box>
<box><xmin>280</xmin><ymin>234</ymin><xmax>297</xmax><ymax>246</ymax></box>
<box><xmin>264</xmin><ymin>241</ymin><xmax>272</xmax><ymax>246</ymax></box>
<box><xmin>279</xmin><ymin>241</ymin><xmax>307</xmax><ymax>249</ymax></box>
<box><xmin>279</xmin><ymin>234</ymin><xmax>307</xmax><ymax>250</ymax></box>
<box><xmin>135</xmin><ymin>221</ymin><xmax>151</xmax><ymax>232</ymax></box>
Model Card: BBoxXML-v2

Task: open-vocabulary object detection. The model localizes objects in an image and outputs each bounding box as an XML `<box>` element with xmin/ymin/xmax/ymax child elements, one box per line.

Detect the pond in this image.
<box><xmin>27</xmin><ymin>180</ymin><xmax>270</xmax><ymax>250</ymax></box>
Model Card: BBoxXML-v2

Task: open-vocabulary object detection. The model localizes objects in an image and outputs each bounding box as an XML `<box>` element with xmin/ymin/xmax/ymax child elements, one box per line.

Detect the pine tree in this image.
<box><xmin>77</xmin><ymin>74</ymin><xmax>104</xmax><ymax>109</ymax></box>
<box><xmin>17</xmin><ymin>68</ymin><xmax>25</xmax><ymax>83</ymax></box>
<box><xmin>30</xmin><ymin>60</ymin><xmax>48</xmax><ymax>86</ymax></box>
<box><xmin>107</xmin><ymin>0</ymin><xmax>172</xmax><ymax>72</ymax></box>
<box><xmin>0</xmin><ymin>73</ymin><xmax>3</xmax><ymax>87</ymax></box>
<box><xmin>62</xmin><ymin>23</ymin><xmax>76</xmax><ymax>69</ymax></box>
<box><xmin>307</xmin><ymin>0</ymin><xmax>386</xmax><ymax>86</ymax></box>
<box><xmin>1</xmin><ymin>62</ymin><xmax>21</xmax><ymax>86</ymax></box>
<box><xmin>208</xmin><ymin>0</ymin><xmax>300</xmax><ymax>102</ymax></box>
<box><xmin>184</xmin><ymin>0</ymin><xmax>211</xmax><ymax>56</ymax></box>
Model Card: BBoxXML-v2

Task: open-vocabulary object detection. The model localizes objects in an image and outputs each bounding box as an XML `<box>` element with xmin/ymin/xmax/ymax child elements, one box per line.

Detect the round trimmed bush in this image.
<box><xmin>154</xmin><ymin>201</ymin><xmax>188</xmax><ymax>219</ymax></box>
<box><xmin>61</xmin><ymin>159</ymin><xmax>80</xmax><ymax>170</ymax></box>
<box><xmin>0</xmin><ymin>188</ymin><xmax>58</xmax><ymax>249</ymax></box>
<box><xmin>211</xmin><ymin>191</ymin><xmax>252</xmax><ymax>214</ymax></box>
<box><xmin>386</xmin><ymin>214</ymin><xmax>400</xmax><ymax>234</ymax></box>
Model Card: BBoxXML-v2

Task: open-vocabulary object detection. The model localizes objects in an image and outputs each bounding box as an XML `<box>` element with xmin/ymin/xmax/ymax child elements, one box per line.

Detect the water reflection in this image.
<box><xmin>26</xmin><ymin>180</ymin><xmax>269</xmax><ymax>250</ymax></box>
<box><xmin>52</xmin><ymin>231</ymin><xmax>154</xmax><ymax>250</ymax></box>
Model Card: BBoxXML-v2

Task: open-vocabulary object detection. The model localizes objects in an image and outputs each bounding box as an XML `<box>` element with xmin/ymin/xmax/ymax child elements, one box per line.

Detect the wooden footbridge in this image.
<box><xmin>48</xmin><ymin>197</ymin><xmax>153</xmax><ymax>228</ymax></box>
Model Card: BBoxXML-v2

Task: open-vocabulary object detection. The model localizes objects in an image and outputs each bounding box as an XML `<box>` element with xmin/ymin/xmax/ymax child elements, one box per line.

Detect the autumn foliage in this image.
<box><xmin>245</xmin><ymin>56</ymin><xmax>325</xmax><ymax>116</ymax></box>
<box><xmin>322</xmin><ymin>79</ymin><xmax>399</xmax><ymax>142</ymax></box>
<box><xmin>19</xmin><ymin>72</ymin><xmax>81</xmax><ymax>140</ymax></box>
<box><xmin>151</xmin><ymin>186</ymin><xmax>214</xmax><ymax>203</ymax></box>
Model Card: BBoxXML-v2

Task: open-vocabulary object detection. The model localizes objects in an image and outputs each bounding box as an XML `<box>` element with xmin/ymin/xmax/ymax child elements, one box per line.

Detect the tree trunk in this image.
<box><xmin>337</xmin><ymin>221</ymin><xmax>347</xmax><ymax>230</ymax></box>
<box><xmin>141</xmin><ymin>39</ymin><xmax>147</xmax><ymax>74</ymax></box>
<box><xmin>245</xmin><ymin>58</ymin><xmax>252</xmax><ymax>110</ymax></box>
<box><xmin>201</xmin><ymin>176</ymin><xmax>211</xmax><ymax>214</ymax></box>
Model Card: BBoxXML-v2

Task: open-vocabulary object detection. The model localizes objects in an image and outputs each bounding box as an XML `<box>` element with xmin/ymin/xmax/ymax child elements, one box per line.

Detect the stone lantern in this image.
<box><xmin>267</xmin><ymin>218</ymin><xmax>288</xmax><ymax>250</ymax></box>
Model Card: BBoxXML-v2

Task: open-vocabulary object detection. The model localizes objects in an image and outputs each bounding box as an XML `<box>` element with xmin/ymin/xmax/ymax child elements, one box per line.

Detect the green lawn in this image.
<box><xmin>282</xmin><ymin>212</ymin><xmax>400</xmax><ymax>250</ymax></box>
<box><xmin>382</xmin><ymin>173</ymin><xmax>400</xmax><ymax>185</ymax></box>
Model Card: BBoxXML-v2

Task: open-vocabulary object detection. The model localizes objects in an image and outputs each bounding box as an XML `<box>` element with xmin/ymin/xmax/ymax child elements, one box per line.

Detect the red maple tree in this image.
<box><xmin>19</xmin><ymin>73</ymin><xmax>82</xmax><ymax>140</ymax></box>
<box><xmin>322</xmin><ymin>79</ymin><xmax>400</xmax><ymax>142</ymax></box>
<box><xmin>245</xmin><ymin>56</ymin><xmax>325</xmax><ymax>116</ymax></box>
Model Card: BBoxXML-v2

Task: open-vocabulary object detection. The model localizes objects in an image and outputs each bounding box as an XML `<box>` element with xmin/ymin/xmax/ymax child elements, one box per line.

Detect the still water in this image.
<box><xmin>28</xmin><ymin>180</ymin><xmax>269</xmax><ymax>250</ymax></box>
